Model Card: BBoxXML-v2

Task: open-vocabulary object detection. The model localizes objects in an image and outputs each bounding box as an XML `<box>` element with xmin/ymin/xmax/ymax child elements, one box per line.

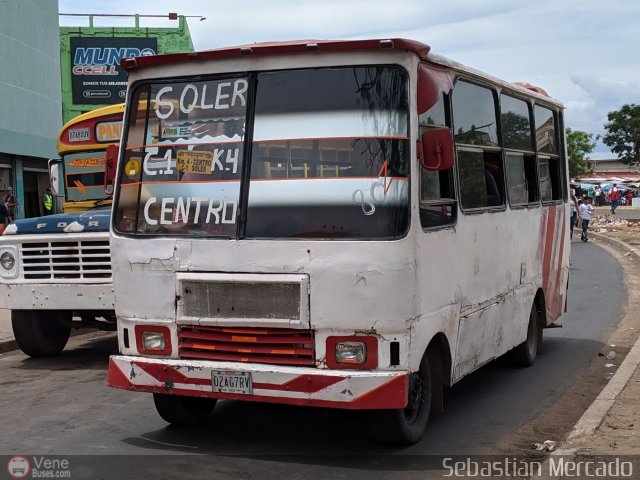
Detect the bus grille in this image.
<box><xmin>20</xmin><ymin>240</ymin><xmax>112</xmax><ymax>280</ymax></box>
<box><xmin>178</xmin><ymin>326</ymin><xmax>315</xmax><ymax>366</ymax></box>
<box><xmin>179</xmin><ymin>280</ymin><xmax>301</xmax><ymax>321</ymax></box>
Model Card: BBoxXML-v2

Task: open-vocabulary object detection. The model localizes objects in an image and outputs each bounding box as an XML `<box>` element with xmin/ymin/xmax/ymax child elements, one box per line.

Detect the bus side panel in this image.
<box><xmin>540</xmin><ymin>203</ymin><xmax>570</xmax><ymax>323</ymax></box>
<box><xmin>452</xmin><ymin>284</ymin><xmax>536</xmax><ymax>382</ymax></box>
<box><xmin>408</xmin><ymin>303</ymin><xmax>458</xmax><ymax>380</ymax></box>
<box><xmin>416</xmin><ymin>206</ymin><xmax>549</xmax><ymax>384</ymax></box>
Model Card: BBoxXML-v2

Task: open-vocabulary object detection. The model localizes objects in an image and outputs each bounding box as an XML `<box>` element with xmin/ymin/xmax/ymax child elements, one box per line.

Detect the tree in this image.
<box><xmin>566</xmin><ymin>128</ymin><xmax>596</xmax><ymax>178</ymax></box>
<box><xmin>602</xmin><ymin>103</ymin><xmax>640</xmax><ymax>165</ymax></box>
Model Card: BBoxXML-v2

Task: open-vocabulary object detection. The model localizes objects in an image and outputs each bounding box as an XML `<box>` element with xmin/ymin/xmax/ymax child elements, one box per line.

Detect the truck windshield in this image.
<box><xmin>114</xmin><ymin>66</ymin><xmax>409</xmax><ymax>239</ymax></box>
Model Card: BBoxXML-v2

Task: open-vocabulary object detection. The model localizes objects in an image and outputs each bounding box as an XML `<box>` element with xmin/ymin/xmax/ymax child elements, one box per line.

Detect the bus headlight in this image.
<box><xmin>142</xmin><ymin>331</ymin><xmax>166</xmax><ymax>351</ymax></box>
<box><xmin>0</xmin><ymin>252</ymin><xmax>15</xmax><ymax>270</ymax></box>
<box><xmin>327</xmin><ymin>336</ymin><xmax>378</xmax><ymax>369</ymax></box>
<box><xmin>0</xmin><ymin>247</ymin><xmax>18</xmax><ymax>278</ymax></box>
<box><xmin>135</xmin><ymin>325</ymin><xmax>171</xmax><ymax>355</ymax></box>
<box><xmin>336</xmin><ymin>342</ymin><xmax>367</xmax><ymax>364</ymax></box>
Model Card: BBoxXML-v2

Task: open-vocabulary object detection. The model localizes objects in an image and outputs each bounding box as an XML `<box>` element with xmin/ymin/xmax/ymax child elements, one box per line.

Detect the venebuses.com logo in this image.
<box><xmin>7</xmin><ymin>456</ymin><xmax>71</xmax><ymax>478</ymax></box>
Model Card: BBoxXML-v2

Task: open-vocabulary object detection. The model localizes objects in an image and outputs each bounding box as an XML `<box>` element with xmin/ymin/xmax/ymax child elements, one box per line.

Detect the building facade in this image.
<box><xmin>0</xmin><ymin>0</ymin><xmax>62</xmax><ymax>219</ymax></box>
<box><xmin>586</xmin><ymin>153</ymin><xmax>640</xmax><ymax>182</ymax></box>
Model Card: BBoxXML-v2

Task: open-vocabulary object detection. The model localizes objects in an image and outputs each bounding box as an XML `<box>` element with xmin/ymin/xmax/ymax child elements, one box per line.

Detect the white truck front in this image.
<box><xmin>0</xmin><ymin>208</ymin><xmax>114</xmax><ymax>356</ymax></box>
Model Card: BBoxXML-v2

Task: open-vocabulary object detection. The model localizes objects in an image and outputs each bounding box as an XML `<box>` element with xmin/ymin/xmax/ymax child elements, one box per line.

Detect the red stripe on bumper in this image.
<box><xmin>253</xmin><ymin>374</ymin><xmax>344</xmax><ymax>394</ymax></box>
<box><xmin>134</xmin><ymin>361</ymin><xmax>211</xmax><ymax>387</ymax></box>
<box><xmin>107</xmin><ymin>357</ymin><xmax>132</xmax><ymax>389</ymax></box>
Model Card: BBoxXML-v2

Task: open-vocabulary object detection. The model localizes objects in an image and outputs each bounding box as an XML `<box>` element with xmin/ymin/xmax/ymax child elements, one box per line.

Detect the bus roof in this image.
<box><xmin>120</xmin><ymin>37</ymin><xmax>561</xmax><ymax>108</ymax></box>
<box><xmin>58</xmin><ymin>103</ymin><xmax>125</xmax><ymax>154</ymax></box>
<box><xmin>120</xmin><ymin>38</ymin><xmax>431</xmax><ymax>71</ymax></box>
<box><xmin>60</xmin><ymin>103</ymin><xmax>125</xmax><ymax>130</ymax></box>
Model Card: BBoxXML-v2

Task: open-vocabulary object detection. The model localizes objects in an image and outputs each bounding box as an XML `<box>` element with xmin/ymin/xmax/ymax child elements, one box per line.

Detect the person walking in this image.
<box><xmin>0</xmin><ymin>200</ymin><xmax>9</xmax><ymax>234</ymax></box>
<box><xmin>627</xmin><ymin>190</ymin><xmax>634</xmax><ymax>207</ymax></box>
<box><xmin>610</xmin><ymin>183</ymin><xmax>620</xmax><ymax>214</ymax></box>
<box><xmin>579</xmin><ymin>197</ymin><xmax>594</xmax><ymax>242</ymax></box>
<box><xmin>4</xmin><ymin>187</ymin><xmax>18</xmax><ymax>221</ymax></box>
<box><xmin>42</xmin><ymin>187</ymin><xmax>54</xmax><ymax>215</ymax></box>
<box><xmin>594</xmin><ymin>185</ymin><xmax>602</xmax><ymax>206</ymax></box>
<box><xmin>570</xmin><ymin>189</ymin><xmax>580</xmax><ymax>239</ymax></box>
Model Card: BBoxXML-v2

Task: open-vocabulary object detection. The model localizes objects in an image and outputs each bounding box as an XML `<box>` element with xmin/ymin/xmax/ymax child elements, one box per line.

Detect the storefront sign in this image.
<box><xmin>71</xmin><ymin>37</ymin><xmax>157</xmax><ymax>105</ymax></box>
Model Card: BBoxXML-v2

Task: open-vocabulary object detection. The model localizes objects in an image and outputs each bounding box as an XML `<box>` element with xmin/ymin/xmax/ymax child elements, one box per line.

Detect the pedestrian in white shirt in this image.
<box><xmin>594</xmin><ymin>186</ymin><xmax>602</xmax><ymax>206</ymax></box>
<box><xmin>579</xmin><ymin>198</ymin><xmax>594</xmax><ymax>241</ymax></box>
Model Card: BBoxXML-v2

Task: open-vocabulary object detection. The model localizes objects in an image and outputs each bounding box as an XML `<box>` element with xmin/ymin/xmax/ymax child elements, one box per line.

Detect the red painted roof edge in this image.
<box><xmin>120</xmin><ymin>38</ymin><xmax>430</xmax><ymax>71</ymax></box>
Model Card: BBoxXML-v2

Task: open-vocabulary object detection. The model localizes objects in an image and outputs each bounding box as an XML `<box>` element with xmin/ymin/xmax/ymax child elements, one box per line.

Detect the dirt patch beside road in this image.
<box><xmin>590</xmin><ymin>216</ymin><xmax>640</xmax><ymax>247</ymax></box>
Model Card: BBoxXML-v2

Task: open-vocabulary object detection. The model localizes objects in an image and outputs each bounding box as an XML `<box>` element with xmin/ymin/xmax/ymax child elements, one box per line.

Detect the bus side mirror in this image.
<box><xmin>104</xmin><ymin>144</ymin><xmax>119</xmax><ymax>196</ymax></box>
<box><xmin>48</xmin><ymin>158</ymin><xmax>61</xmax><ymax>196</ymax></box>
<box><xmin>420</xmin><ymin>128</ymin><xmax>454</xmax><ymax>171</ymax></box>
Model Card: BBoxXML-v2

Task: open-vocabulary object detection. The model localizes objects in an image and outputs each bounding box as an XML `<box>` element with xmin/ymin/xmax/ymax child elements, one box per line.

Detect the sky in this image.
<box><xmin>58</xmin><ymin>0</ymin><xmax>640</xmax><ymax>154</ymax></box>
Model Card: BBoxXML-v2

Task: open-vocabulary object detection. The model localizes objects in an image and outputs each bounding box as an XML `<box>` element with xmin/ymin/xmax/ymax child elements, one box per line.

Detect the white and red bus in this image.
<box><xmin>107</xmin><ymin>39</ymin><xmax>569</xmax><ymax>444</ymax></box>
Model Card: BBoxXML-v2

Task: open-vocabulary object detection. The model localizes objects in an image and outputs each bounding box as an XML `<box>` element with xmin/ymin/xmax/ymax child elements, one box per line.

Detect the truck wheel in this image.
<box><xmin>11</xmin><ymin>310</ymin><xmax>71</xmax><ymax>357</ymax></box>
<box><xmin>509</xmin><ymin>303</ymin><xmax>541</xmax><ymax>367</ymax></box>
<box><xmin>368</xmin><ymin>356</ymin><xmax>432</xmax><ymax>445</ymax></box>
<box><xmin>153</xmin><ymin>393</ymin><xmax>217</xmax><ymax>426</ymax></box>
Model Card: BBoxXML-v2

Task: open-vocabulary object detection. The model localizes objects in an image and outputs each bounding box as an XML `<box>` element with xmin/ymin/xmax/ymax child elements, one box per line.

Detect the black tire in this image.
<box><xmin>368</xmin><ymin>356</ymin><xmax>432</xmax><ymax>445</ymax></box>
<box><xmin>153</xmin><ymin>393</ymin><xmax>216</xmax><ymax>426</ymax></box>
<box><xmin>510</xmin><ymin>303</ymin><xmax>542</xmax><ymax>367</ymax></box>
<box><xmin>11</xmin><ymin>310</ymin><xmax>71</xmax><ymax>357</ymax></box>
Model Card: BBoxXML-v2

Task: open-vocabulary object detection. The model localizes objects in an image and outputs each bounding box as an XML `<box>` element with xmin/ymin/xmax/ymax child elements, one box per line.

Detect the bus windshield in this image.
<box><xmin>114</xmin><ymin>66</ymin><xmax>410</xmax><ymax>239</ymax></box>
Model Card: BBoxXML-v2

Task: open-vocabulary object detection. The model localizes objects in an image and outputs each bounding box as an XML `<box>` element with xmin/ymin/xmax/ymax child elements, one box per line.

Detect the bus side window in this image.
<box><xmin>457</xmin><ymin>148</ymin><xmax>505</xmax><ymax>209</ymax></box>
<box><xmin>535</xmin><ymin>105</ymin><xmax>562</xmax><ymax>202</ymax></box>
<box><xmin>452</xmin><ymin>80</ymin><xmax>505</xmax><ymax>211</ymax></box>
<box><xmin>419</xmin><ymin>95</ymin><xmax>457</xmax><ymax>229</ymax></box>
<box><xmin>501</xmin><ymin>94</ymin><xmax>539</xmax><ymax>206</ymax></box>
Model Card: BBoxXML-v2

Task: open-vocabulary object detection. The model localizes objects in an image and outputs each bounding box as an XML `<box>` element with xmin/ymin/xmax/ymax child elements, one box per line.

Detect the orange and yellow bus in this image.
<box><xmin>55</xmin><ymin>103</ymin><xmax>124</xmax><ymax>212</ymax></box>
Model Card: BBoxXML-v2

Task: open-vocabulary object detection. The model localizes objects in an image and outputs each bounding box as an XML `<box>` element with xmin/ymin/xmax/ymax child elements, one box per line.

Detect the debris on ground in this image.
<box><xmin>532</xmin><ymin>440</ymin><xmax>556</xmax><ymax>452</ymax></box>
<box><xmin>587</xmin><ymin>215</ymin><xmax>640</xmax><ymax>246</ymax></box>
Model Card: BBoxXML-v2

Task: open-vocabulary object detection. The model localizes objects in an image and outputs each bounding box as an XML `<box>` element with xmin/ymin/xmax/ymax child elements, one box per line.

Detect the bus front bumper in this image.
<box><xmin>108</xmin><ymin>355</ymin><xmax>409</xmax><ymax>410</ymax></box>
<box><xmin>0</xmin><ymin>283</ymin><xmax>114</xmax><ymax>310</ymax></box>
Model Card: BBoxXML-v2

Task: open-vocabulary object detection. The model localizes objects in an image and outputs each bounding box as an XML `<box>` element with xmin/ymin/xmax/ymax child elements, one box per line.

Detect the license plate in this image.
<box><xmin>68</xmin><ymin>128</ymin><xmax>91</xmax><ymax>142</ymax></box>
<box><xmin>211</xmin><ymin>370</ymin><xmax>252</xmax><ymax>395</ymax></box>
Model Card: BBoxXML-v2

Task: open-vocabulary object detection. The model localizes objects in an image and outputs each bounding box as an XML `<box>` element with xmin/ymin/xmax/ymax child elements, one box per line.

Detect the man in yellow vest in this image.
<box><xmin>43</xmin><ymin>187</ymin><xmax>54</xmax><ymax>215</ymax></box>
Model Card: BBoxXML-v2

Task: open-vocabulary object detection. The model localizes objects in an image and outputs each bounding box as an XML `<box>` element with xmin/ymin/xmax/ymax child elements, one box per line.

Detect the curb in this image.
<box><xmin>0</xmin><ymin>338</ymin><xmax>17</xmax><ymax>354</ymax></box>
<box><xmin>553</xmin><ymin>233</ymin><xmax>640</xmax><ymax>454</ymax></box>
<box><xmin>590</xmin><ymin>231</ymin><xmax>640</xmax><ymax>262</ymax></box>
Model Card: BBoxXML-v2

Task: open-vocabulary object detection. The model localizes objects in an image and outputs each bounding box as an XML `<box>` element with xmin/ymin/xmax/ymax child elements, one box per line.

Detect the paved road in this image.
<box><xmin>0</xmin><ymin>239</ymin><xmax>626</xmax><ymax>478</ymax></box>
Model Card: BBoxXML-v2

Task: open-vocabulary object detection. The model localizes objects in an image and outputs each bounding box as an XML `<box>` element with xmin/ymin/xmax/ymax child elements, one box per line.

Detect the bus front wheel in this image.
<box><xmin>367</xmin><ymin>356</ymin><xmax>432</xmax><ymax>445</ymax></box>
<box><xmin>11</xmin><ymin>310</ymin><xmax>71</xmax><ymax>357</ymax></box>
<box><xmin>153</xmin><ymin>393</ymin><xmax>217</xmax><ymax>426</ymax></box>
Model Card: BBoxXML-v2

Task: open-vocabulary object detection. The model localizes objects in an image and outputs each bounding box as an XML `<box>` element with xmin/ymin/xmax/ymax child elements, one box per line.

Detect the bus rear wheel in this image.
<box><xmin>510</xmin><ymin>303</ymin><xmax>542</xmax><ymax>367</ymax></box>
<box><xmin>367</xmin><ymin>356</ymin><xmax>432</xmax><ymax>445</ymax></box>
<box><xmin>11</xmin><ymin>310</ymin><xmax>71</xmax><ymax>357</ymax></box>
<box><xmin>153</xmin><ymin>393</ymin><xmax>217</xmax><ymax>426</ymax></box>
